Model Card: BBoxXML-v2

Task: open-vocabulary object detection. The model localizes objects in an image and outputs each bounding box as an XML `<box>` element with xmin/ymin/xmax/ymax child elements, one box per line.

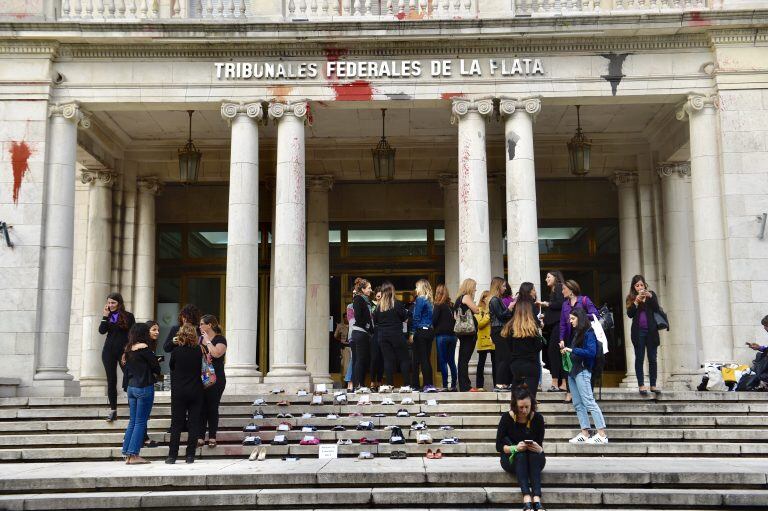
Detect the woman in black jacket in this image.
<box><xmin>626</xmin><ymin>275</ymin><xmax>662</xmax><ymax>395</ymax></box>
<box><xmin>199</xmin><ymin>314</ymin><xmax>227</xmax><ymax>448</ymax></box>
<box><xmin>120</xmin><ymin>323</ymin><xmax>161</xmax><ymax>465</ymax></box>
<box><xmin>489</xmin><ymin>277</ymin><xmax>514</xmax><ymax>391</ymax></box>
<box><xmin>496</xmin><ymin>386</ymin><xmax>547</xmax><ymax>510</ymax></box>
<box><xmin>166</xmin><ymin>323</ymin><xmax>204</xmax><ymax>464</ymax></box>
<box><xmin>99</xmin><ymin>292</ymin><xmax>136</xmax><ymax>422</ymax></box>
<box><xmin>503</xmin><ymin>283</ymin><xmax>544</xmax><ymax>402</ymax></box>
<box><xmin>373</xmin><ymin>282</ymin><xmax>410</xmax><ymax>387</ymax></box>
<box><xmin>351</xmin><ymin>278</ymin><xmax>374</xmax><ymax>389</ymax></box>
<box><xmin>540</xmin><ymin>271</ymin><xmax>565</xmax><ymax>392</ymax></box>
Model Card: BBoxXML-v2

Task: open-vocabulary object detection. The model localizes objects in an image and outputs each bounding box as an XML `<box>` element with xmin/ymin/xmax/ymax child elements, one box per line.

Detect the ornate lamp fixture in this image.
<box><xmin>567</xmin><ymin>105</ymin><xmax>592</xmax><ymax>177</ymax></box>
<box><xmin>178</xmin><ymin>110</ymin><xmax>202</xmax><ymax>184</ymax></box>
<box><xmin>371</xmin><ymin>108</ymin><xmax>395</xmax><ymax>182</ymax></box>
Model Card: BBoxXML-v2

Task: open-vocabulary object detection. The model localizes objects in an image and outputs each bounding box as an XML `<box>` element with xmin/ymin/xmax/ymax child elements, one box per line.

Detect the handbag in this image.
<box><xmin>654</xmin><ymin>308</ymin><xmax>670</xmax><ymax>331</ymax></box>
<box><xmin>453</xmin><ymin>307</ymin><xmax>476</xmax><ymax>335</ymax></box>
<box><xmin>201</xmin><ymin>345</ymin><xmax>217</xmax><ymax>389</ymax></box>
<box><xmin>597</xmin><ymin>303</ymin><xmax>615</xmax><ymax>332</ymax></box>
<box><xmin>561</xmin><ymin>351</ymin><xmax>573</xmax><ymax>373</ymax></box>
<box><xmin>590</xmin><ymin>314</ymin><xmax>610</xmax><ymax>355</ymax></box>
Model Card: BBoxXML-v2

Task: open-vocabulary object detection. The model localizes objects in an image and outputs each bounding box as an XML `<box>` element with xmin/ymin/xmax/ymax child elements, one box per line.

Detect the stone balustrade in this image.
<box><xmin>51</xmin><ymin>0</ymin><xmax>720</xmax><ymax>22</ymax></box>
<box><xmin>515</xmin><ymin>0</ymin><xmax>709</xmax><ymax>16</ymax></box>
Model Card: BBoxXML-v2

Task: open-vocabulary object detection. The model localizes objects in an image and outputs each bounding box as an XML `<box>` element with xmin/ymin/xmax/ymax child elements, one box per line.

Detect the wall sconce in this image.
<box><xmin>0</xmin><ymin>221</ymin><xmax>13</xmax><ymax>248</ymax></box>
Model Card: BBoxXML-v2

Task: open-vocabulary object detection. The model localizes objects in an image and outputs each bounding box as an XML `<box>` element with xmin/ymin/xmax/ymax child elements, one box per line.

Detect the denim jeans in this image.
<box><xmin>634</xmin><ymin>329</ymin><xmax>658</xmax><ymax>387</ymax></box>
<box><xmin>568</xmin><ymin>369</ymin><xmax>606</xmax><ymax>430</ymax></box>
<box><xmin>344</xmin><ymin>344</ymin><xmax>354</xmax><ymax>383</ymax></box>
<box><xmin>500</xmin><ymin>451</ymin><xmax>546</xmax><ymax>497</ymax></box>
<box><xmin>436</xmin><ymin>334</ymin><xmax>458</xmax><ymax>389</ymax></box>
<box><xmin>122</xmin><ymin>385</ymin><xmax>155</xmax><ymax>456</ymax></box>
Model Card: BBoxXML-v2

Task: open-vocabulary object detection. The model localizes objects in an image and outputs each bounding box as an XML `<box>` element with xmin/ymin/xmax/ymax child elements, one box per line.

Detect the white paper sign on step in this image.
<box><xmin>319</xmin><ymin>444</ymin><xmax>338</xmax><ymax>459</ymax></box>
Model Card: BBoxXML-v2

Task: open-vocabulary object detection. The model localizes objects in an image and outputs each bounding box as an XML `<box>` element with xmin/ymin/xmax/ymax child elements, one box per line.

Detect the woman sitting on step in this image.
<box><xmin>496</xmin><ymin>386</ymin><xmax>547</xmax><ymax>510</ymax></box>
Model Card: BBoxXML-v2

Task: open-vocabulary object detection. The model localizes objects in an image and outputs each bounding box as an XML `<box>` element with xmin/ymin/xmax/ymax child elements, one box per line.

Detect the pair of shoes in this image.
<box><xmin>356</xmin><ymin>421</ymin><xmax>374</xmax><ymax>430</ymax></box>
<box><xmin>207</xmin><ymin>439</ymin><xmax>217</xmax><ymax>448</ymax></box>
<box><xmin>396</xmin><ymin>409</ymin><xmax>410</xmax><ymax>417</ymax></box>
<box><xmin>332</xmin><ymin>425</ymin><xmax>346</xmax><ymax>431</ymax></box>
<box><xmin>249</xmin><ymin>446</ymin><xmax>268</xmax><ymax>461</ymax></box>
<box><xmin>242</xmin><ymin>436</ymin><xmax>262</xmax><ymax>446</ymax></box>
<box><xmin>358</xmin><ymin>451</ymin><xmax>374</xmax><ymax>460</ymax></box>
<box><xmin>272</xmin><ymin>434</ymin><xmax>287</xmax><ymax>445</ymax></box>
<box><xmin>440</xmin><ymin>437</ymin><xmax>459</xmax><ymax>444</ymax></box>
<box><xmin>417</xmin><ymin>433</ymin><xmax>432</xmax><ymax>444</ymax></box>
<box><xmin>411</xmin><ymin>421</ymin><xmax>427</xmax><ymax>431</ymax></box>
<box><xmin>424</xmin><ymin>448</ymin><xmax>443</xmax><ymax>459</ymax></box>
<box><xmin>244</xmin><ymin>423</ymin><xmax>259</xmax><ymax>432</ymax></box>
<box><xmin>299</xmin><ymin>435</ymin><xmax>320</xmax><ymax>445</ymax></box>
<box><xmin>389</xmin><ymin>426</ymin><xmax>405</xmax><ymax>444</ymax></box>
<box><xmin>360</xmin><ymin>437</ymin><xmax>379</xmax><ymax>445</ymax></box>
<box><xmin>337</xmin><ymin>438</ymin><xmax>352</xmax><ymax>445</ymax></box>
<box><xmin>276</xmin><ymin>400</ymin><xmax>290</xmax><ymax>406</ymax></box>
<box><xmin>390</xmin><ymin>450</ymin><xmax>407</xmax><ymax>459</ymax></box>
<box><xmin>416</xmin><ymin>412</ymin><xmax>429</xmax><ymax>418</ymax></box>
<box><xmin>276</xmin><ymin>412</ymin><xmax>294</xmax><ymax>419</ymax></box>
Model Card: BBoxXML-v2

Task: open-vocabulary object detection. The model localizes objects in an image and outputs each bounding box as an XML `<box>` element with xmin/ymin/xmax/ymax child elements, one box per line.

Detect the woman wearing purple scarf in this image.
<box><xmin>99</xmin><ymin>292</ymin><xmax>136</xmax><ymax>422</ymax></box>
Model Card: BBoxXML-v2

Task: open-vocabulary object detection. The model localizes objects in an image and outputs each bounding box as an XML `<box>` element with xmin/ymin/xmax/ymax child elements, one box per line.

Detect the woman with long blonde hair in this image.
<box><xmin>501</xmin><ymin>282</ymin><xmax>543</xmax><ymax>402</ymax></box>
<box><xmin>372</xmin><ymin>282</ymin><xmax>410</xmax><ymax>386</ymax></box>
<box><xmin>410</xmin><ymin>279</ymin><xmax>436</xmax><ymax>392</ymax></box>
<box><xmin>455</xmin><ymin>278</ymin><xmax>480</xmax><ymax>392</ymax></box>
<box><xmin>432</xmin><ymin>284</ymin><xmax>457</xmax><ymax>391</ymax></box>
<box><xmin>474</xmin><ymin>290</ymin><xmax>495</xmax><ymax>391</ymax></box>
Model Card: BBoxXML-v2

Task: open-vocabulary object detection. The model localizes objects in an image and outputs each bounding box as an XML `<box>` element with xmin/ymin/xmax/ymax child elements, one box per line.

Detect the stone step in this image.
<box><xmin>2</xmin><ymin>440</ymin><xmax>767</xmax><ymax>461</ymax></box>
<box><xmin>1</xmin><ymin>485</ymin><xmax>766</xmax><ymax>509</ymax></box>
<box><xmin>1</xmin><ymin>427</ymin><xmax>766</xmax><ymax>448</ymax></box>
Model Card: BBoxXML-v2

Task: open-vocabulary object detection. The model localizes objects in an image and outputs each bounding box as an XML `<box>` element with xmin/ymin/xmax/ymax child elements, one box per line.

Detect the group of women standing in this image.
<box><xmin>98</xmin><ymin>295</ymin><xmax>227</xmax><ymax>465</ymax></box>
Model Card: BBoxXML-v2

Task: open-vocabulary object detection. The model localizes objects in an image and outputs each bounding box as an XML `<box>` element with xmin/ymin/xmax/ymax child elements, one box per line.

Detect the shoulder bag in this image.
<box><xmin>201</xmin><ymin>345</ymin><xmax>217</xmax><ymax>388</ymax></box>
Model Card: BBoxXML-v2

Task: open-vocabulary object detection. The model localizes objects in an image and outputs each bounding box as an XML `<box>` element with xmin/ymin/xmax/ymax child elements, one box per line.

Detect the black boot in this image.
<box><xmin>165</xmin><ymin>457</ymin><xmax>176</xmax><ymax>464</ymax></box>
<box><xmin>185</xmin><ymin>456</ymin><xmax>195</xmax><ymax>464</ymax></box>
<box><xmin>105</xmin><ymin>410</ymin><xmax>117</xmax><ymax>422</ymax></box>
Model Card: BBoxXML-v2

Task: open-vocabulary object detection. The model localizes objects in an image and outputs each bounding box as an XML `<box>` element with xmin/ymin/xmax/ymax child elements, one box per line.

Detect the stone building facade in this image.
<box><xmin>0</xmin><ymin>0</ymin><xmax>766</xmax><ymax>396</ymax></box>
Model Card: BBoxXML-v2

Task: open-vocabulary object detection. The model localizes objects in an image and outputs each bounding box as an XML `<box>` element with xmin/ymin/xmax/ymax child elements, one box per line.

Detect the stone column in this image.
<box><xmin>612</xmin><ymin>171</ymin><xmax>640</xmax><ymax>389</ymax></box>
<box><xmin>220</xmin><ymin>101</ymin><xmax>265</xmax><ymax>392</ymax></box>
<box><xmin>119</xmin><ymin>165</ymin><xmax>138</xmax><ymax>311</ymax></box>
<box><xmin>33</xmin><ymin>103</ymin><xmax>88</xmax><ymax>395</ymax></box>
<box><xmin>438</xmin><ymin>174</ymin><xmax>459</xmax><ymax>296</ymax></box>
<box><xmin>488</xmin><ymin>172</ymin><xmax>505</xmax><ymax>280</ymax></box>
<box><xmin>676</xmin><ymin>93</ymin><xmax>734</xmax><ymax>362</ymax></box>
<box><xmin>265</xmin><ymin>100</ymin><xmax>312</xmax><ymax>385</ymax></box>
<box><xmin>451</xmin><ymin>98</ymin><xmax>493</xmax><ymax>296</ymax></box>
<box><xmin>500</xmin><ymin>97</ymin><xmax>541</xmax><ymax>290</ymax></box>
<box><xmin>78</xmin><ymin>168</ymin><xmax>118</xmax><ymax>395</ymax></box>
<box><xmin>306</xmin><ymin>175</ymin><xmax>334</xmax><ymax>385</ymax></box>
<box><xmin>657</xmin><ymin>162</ymin><xmax>699</xmax><ymax>389</ymax></box>
<box><xmin>133</xmin><ymin>177</ymin><xmax>162</xmax><ymax>323</ymax></box>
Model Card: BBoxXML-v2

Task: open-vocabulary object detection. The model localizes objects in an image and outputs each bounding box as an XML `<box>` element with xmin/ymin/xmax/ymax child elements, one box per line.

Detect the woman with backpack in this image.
<box><xmin>489</xmin><ymin>277</ymin><xmax>515</xmax><ymax>392</ymax></box>
<box><xmin>432</xmin><ymin>284</ymin><xmax>458</xmax><ymax>391</ymax></box>
<box><xmin>455</xmin><ymin>278</ymin><xmax>480</xmax><ymax>392</ymax></box>
<box><xmin>558</xmin><ymin>280</ymin><xmax>600</xmax><ymax>403</ymax></box>
<box><xmin>560</xmin><ymin>307</ymin><xmax>608</xmax><ymax>445</ymax></box>
<box><xmin>626</xmin><ymin>275</ymin><xmax>662</xmax><ymax>395</ymax></box>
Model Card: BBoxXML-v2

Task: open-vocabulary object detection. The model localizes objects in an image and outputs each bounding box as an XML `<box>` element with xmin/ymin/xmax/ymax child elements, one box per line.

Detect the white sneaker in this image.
<box><xmin>357</xmin><ymin>387</ymin><xmax>371</xmax><ymax>394</ymax></box>
<box><xmin>378</xmin><ymin>385</ymin><xmax>393</xmax><ymax>393</ymax></box>
<box><xmin>315</xmin><ymin>383</ymin><xmax>328</xmax><ymax>394</ymax></box>
<box><xmin>587</xmin><ymin>434</ymin><xmax>609</xmax><ymax>444</ymax></box>
<box><xmin>568</xmin><ymin>433</ymin><xmax>590</xmax><ymax>444</ymax></box>
<box><xmin>311</xmin><ymin>395</ymin><xmax>323</xmax><ymax>405</ymax></box>
<box><xmin>416</xmin><ymin>432</ymin><xmax>432</xmax><ymax>444</ymax></box>
<box><xmin>326</xmin><ymin>413</ymin><xmax>338</xmax><ymax>420</ymax></box>
<box><xmin>381</xmin><ymin>397</ymin><xmax>395</xmax><ymax>405</ymax></box>
<box><xmin>426</xmin><ymin>399</ymin><xmax>438</xmax><ymax>406</ymax></box>
<box><xmin>401</xmin><ymin>397</ymin><xmax>415</xmax><ymax>405</ymax></box>
<box><xmin>357</xmin><ymin>395</ymin><xmax>371</xmax><ymax>405</ymax></box>
<box><xmin>398</xmin><ymin>385</ymin><xmax>413</xmax><ymax>393</ymax></box>
<box><xmin>297</xmin><ymin>389</ymin><xmax>308</xmax><ymax>397</ymax></box>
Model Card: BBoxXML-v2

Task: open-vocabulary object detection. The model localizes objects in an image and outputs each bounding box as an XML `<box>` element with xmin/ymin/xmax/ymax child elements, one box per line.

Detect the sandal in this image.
<box><xmin>208</xmin><ymin>439</ymin><xmax>217</xmax><ymax>448</ymax></box>
<box><xmin>425</xmin><ymin>449</ymin><xmax>434</xmax><ymax>459</ymax></box>
<box><xmin>434</xmin><ymin>448</ymin><xmax>443</xmax><ymax>459</ymax></box>
<box><xmin>389</xmin><ymin>450</ymin><xmax>407</xmax><ymax>460</ymax></box>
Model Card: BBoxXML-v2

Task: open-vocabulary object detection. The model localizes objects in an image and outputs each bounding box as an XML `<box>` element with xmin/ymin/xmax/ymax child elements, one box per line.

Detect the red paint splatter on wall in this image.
<box><xmin>9</xmin><ymin>141</ymin><xmax>32</xmax><ymax>205</ymax></box>
<box><xmin>396</xmin><ymin>11</ymin><xmax>406</xmax><ymax>20</ymax></box>
<box><xmin>331</xmin><ymin>80</ymin><xmax>374</xmax><ymax>101</ymax></box>
<box><xmin>688</xmin><ymin>12</ymin><xmax>710</xmax><ymax>27</ymax></box>
<box><xmin>441</xmin><ymin>92</ymin><xmax>462</xmax><ymax>100</ymax></box>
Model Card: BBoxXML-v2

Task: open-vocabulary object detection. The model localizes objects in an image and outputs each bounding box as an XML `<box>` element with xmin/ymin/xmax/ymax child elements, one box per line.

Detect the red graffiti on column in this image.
<box><xmin>9</xmin><ymin>141</ymin><xmax>33</xmax><ymax>205</ymax></box>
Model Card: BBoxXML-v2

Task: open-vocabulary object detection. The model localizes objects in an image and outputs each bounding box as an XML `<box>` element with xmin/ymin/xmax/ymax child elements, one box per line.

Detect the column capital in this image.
<box><xmin>656</xmin><ymin>162</ymin><xmax>691</xmax><ymax>179</ymax></box>
<box><xmin>610</xmin><ymin>170</ymin><xmax>639</xmax><ymax>188</ymax></box>
<box><xmin>307</xmin><ymin>174</ymin><xmax>334</xmax><ymax>192</ymax></box>
<box><xmin>49</xmin><ymin>102</ymin><xmax>90</xmax><ymax>128</ymax></box>
<box><xmin>676</xmin><ymin>93</ymin><xmax>720</xmax><ymax>121</ymax></box>
<box><xmin>221</xmin><ymin>100</ymin><xmax>265</xmax><ymax>123</ymax></box>
<box><xmin>450</xmin><ymin>97</ymin><xmax>493</xmax><ymax>125</ymax></box>
<box><xmin>137</xmin><ymin>176</ymin><xmax>163</xmax><ymax>195</ymax></box>
<box><xmin>80</xmin><ymin>168</ymin><xmax>117</xmax><ymax>187</ymax></box>
<box><xmin>268</xmin><ymin>100</ymin><xmax>311</xmax><ymax>125</ymax></box>
<box><xmin>499</xmin><ymin>96</ymin><xmax>542</xmax><ymax>119</ymax></box>
<box><xmin>438</xmin><ymin>173</ymin><xmax>458</xmax><ymax>189</ymax></box>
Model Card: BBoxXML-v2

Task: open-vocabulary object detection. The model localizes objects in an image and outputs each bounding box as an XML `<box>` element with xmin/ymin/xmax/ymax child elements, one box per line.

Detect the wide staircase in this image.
<box><xmin>1</xmin><ymin>389</ymin><xmax>767</xmax><ymax>509</ymax></box>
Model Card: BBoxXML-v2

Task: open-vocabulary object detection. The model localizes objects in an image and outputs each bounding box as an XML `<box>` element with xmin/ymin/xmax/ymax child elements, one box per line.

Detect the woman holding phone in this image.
<box><xmin>99</xmin><ymin>292</ymin><xmax>136</xmax><ymax>422</ymax></box>
<box><xmin>626</xmin><ymin>275</ymin><xmax>662</xmax><ymax>395</ymax></box>
<box><xmin>496</xmin><ymin>386</ymin><xmax>547</xmax><ymax>510</ymax></box>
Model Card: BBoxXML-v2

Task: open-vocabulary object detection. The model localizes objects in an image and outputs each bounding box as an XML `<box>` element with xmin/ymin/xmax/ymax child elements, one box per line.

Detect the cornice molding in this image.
<box><xmin>708</xmin><ymin>28</ymin><xmax>768</xmax><ymax>46</ymax></box>
<box><xmin>53</xmin><ymin>33</ymin><xmax>714</xmax><ymax>60</ymax></box>
<box><xmin>0</xmin><ymin>41</ymin><xmax>59</xmax><ymax>56</ymax></box>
